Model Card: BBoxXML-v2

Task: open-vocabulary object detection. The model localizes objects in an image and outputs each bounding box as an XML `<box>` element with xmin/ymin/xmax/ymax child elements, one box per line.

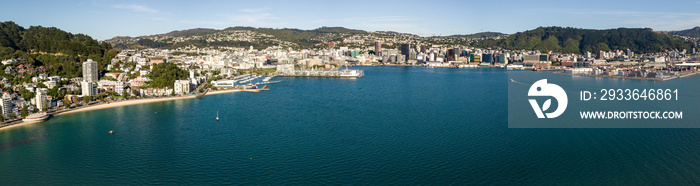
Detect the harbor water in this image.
<box><xmin>1</xmin><ymin>67</ymin><xmax>700</xmax><ymax>184</ymax></box>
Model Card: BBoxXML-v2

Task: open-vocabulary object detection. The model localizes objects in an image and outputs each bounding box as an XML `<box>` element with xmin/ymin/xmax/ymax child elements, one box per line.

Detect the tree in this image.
<box><xmin>20</xmin><ymin>104</ymin><xmax>27</xmax><ymax>117</ymax></box>
<box><xmin>132</xmin><ymin>89</ymin><xmax>140</xmax><ymax>97</ymax></box>
<box><xmin>83</xmin><ymin>96</ymin><xmax>92</xmax><ymax>104</ymax></box>
<box><xmin>146</xmin><ymin>63</ymin><xmax>188</xmax><ymax>88</ymax></box>
<box><xmin>63</xmin><ymin>96</ymin><xmax>70</xmax><ymax>108</ymax></box>
<box><xmin>122</xmin><ymin>89</ymin><xmax>128</xmax><ymax>99</ymax></box>
<box><xmin>10</xmin><ymin>113</ymin><xmax>15</xmax><ymax>120</ymax></box>
<box><xmin>0</xmin><ymin>113</ymin><xmax>4</xmax><ymax>122</ymax></box>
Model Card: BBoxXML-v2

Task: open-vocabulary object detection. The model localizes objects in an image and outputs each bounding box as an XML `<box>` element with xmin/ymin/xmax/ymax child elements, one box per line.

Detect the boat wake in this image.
<box><xmin>509</xmin><ymin>79</ymin><xmax>529</xmax><ymax>85</ymax></box>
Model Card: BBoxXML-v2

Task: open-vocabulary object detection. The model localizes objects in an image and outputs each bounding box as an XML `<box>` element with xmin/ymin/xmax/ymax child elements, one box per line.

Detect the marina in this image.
<box><xmin>275</xmin><ymin>64</ymin><xmax>364</xmax><ymax>78</ymax></box>
<box><xmin>277</xmin><ymin>69</ymin><xmax>364</xmax><ymax>78</ymax></box>
<box><xmin>211</xmin><ymin>74</ymin><xmax>283</xmax><ymax>89</ymax></box>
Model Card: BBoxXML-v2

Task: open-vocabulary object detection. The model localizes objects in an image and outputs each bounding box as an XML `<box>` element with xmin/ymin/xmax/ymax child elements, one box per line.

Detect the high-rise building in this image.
<box><xmin>401</xmin><ymin>44</ymin><xmax>410</xmax><ymax>61</ymax></box>
<box><xmin>35</xmin><ymin>88</ymin><xmax>47</xmax><ymax>111</ymax></box>
<box><xmin>420</xmin><ymin>45</ymin><xmax>426</xmax><ymax>53</ymax></box>
<box><xmin>1</xmin><ymin>92</ymin><xmax>12</xmax><ymax>119</ymax></box>
<box><xmin>82</xmin><ymin>59</ymin><xmax>98</xmax><ymax>83</ymax></box>
<box><xmin>447</xmin><ymin>49</ymin><xmax>456</xmax><ymax>61</ymax></box>
<box><xmin>81</xmin><ymin>81</ymin><xmax>95</xmax><ymax>97</ymax></box>
<box><xmin>375</xmin><ymin>41</ymin><xmax>382</xmax><ymax>56</ymax></box>
<box><xmin>482</xmin><ymin>53</ymin><xmax>493</xmax><ymax>63</ymax></box>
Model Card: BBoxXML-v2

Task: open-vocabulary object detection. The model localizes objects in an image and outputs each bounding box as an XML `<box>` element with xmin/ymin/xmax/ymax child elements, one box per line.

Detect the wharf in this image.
<box><xmin>553</xmin><ymin>72</ymin><xmax>676</xmax><ymax>81</ymax></box>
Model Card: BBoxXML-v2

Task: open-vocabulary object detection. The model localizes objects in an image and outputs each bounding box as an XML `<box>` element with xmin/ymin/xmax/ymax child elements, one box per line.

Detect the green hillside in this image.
<box><xmin>0</xmin><ymin>21</ymin><xmax>117</xmax><ymax>78</ymax></box>
<box><xmin>474</xmin><ymin>27</ymin><xmax>693</xmax><ymax>54</ymax></box>
<box><xmin>668</xmin><ymin>27</ymin><xmax>700</xmax><ymax>38</ymax></box>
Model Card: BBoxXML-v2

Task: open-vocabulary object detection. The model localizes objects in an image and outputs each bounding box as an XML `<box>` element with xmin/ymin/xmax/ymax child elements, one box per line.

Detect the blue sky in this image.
<box><xmin>2</xmin><ymin>0</ymin><xmax>700</xmax><ymax>40</ymax></box>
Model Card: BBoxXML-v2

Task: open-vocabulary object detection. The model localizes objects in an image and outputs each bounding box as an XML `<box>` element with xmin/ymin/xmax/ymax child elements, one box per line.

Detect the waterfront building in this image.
<box><xmin>174</xmin><ymin>80</ymin><xmax>191</xmax><ymax>95</ymax></box>
<box><xmin>447</xmin><ymin>49</ymin><xmax>456</xmax><ymax>61</ymax></box>
<box><xmin>409</xmin><ymin>50</ymin><xmax>417</xmax><ymax>60</ymax></box>
<box><xmin>35</xmin><ymin>88</ymin><xmax>47</xmax><ymax>111</ymax></box>
<box><xmin>375</xmin><ymin>41</ymin><xmax>382</xmax><ymax>56</ymax></box>
<box><xmin>211</xmin><ymin>79</ymin><xmax>236</xmax><ymax>88</ymax></box>
<box><xmin>1</xmin><ymin>92</ymin><xmax>12</xmax><ymax>119</ymax></box>
<box><xmin>276</xmin><ymin>64</ymin><xmax>295</xmax><ymax>74</ymax></box>
<box><xmin>401</xmin><ymin>44</ymin><xmax>410</xmax><ymax>61</ymax></box>
<box><xmin>482</xmin><ymin>53</ymin><xmax>493</xmax><ymax>64</ymax></box>
<box><xmin>497</xmin><ymin>54</ymin><xmax>508</xmax><ymax>65</ymax></box>
<box><xmin>115</xmin><ymin>81</ymin><xmax>125</xmax><ymax>95</ymax></box>
<box><xmin>81</xmin><ymin>81</ymin><xmax>96</xmax><ymax>97</ymax></box>
<box><xmin>523</xmin><ymin>55</ymin><xmax>539</xmax><ymax>63</ymax></box>
<box><xmin>82</xmin><ymin>59</ymin><xmax>98</xmax><ymax>83</ymax></box>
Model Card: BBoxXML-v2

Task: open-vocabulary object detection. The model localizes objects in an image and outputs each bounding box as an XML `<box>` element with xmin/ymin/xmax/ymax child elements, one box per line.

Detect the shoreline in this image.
<box><xmin>552</xmin><ymin>71</ymin><xmax>699</xmax><ymax>81</ymax></box>
<box><xmin>0</xmin><ymin>88</ymin><xmax>263</xmax><ymax>132</ymax></box>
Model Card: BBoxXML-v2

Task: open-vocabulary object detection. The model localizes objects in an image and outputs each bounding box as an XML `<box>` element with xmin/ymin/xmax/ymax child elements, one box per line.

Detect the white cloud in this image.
<box><xmin>179</xmin><ymin>7</ymin><xmax>285</xmax><ymax>27</ymax></box>
<box><xmin>111</xmin><ymin>4</ymin><xmax>161</xmax><ymax>14</ymax></box>
<box><xmin>239</xmin><ymin>8</ymin><xmax>270</xmax><ymax>13</ymax></box>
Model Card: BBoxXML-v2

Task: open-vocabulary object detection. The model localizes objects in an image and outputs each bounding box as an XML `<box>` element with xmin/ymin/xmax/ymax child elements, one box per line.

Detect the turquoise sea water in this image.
<box><xmin>0</xmin><ymin>67</ymin><xmax>699</xmax><ymax>185</ymax></box>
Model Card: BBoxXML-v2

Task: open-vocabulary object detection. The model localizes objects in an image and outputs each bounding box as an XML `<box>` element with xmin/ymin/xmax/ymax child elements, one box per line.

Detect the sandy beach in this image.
<box><xmin>0</xmin><ymin>120</ymin><xmax>45</xmax><ymax>131</ymax></box>
<box><xmin>0</xmin><ymin>88</ymin><xmax>263</xmax><ymax>131</ymax></box>
<box><xmin>56</xmin><ymin>89</ymin><xmax>258</xmax><ymax>116</ymax></box>
<box><xmin>55</xmin><ymin>95</ymin><xmax>198</xmax><ymax>116</ymax></box>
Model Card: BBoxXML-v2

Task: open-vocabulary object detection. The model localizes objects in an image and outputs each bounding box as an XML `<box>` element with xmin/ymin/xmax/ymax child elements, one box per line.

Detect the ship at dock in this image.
<box><xmin>339</xmin><ymin>68</ymin><xmax>364</xmax><ymax>77</ymax></box>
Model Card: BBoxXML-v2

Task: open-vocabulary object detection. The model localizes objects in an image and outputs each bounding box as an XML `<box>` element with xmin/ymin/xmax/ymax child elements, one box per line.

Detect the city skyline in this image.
<box><xmin>2</xmin><ymin>0</ymin><xmax>700</xmax><ymax>40</ymax></box>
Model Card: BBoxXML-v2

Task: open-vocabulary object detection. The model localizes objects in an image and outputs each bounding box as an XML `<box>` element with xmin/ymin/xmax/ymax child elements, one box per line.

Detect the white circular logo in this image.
<box><xmin>528</xmin><ymin>79</ymin><xmax>567</xmax><ymax>118</ymax></box>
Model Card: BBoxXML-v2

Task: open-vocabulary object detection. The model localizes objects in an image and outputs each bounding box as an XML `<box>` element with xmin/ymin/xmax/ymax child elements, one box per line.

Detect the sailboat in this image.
<box><xmin>216</xmin><ymin>111</ymin><xmax>219</xmax><ymax>121</ymax></box>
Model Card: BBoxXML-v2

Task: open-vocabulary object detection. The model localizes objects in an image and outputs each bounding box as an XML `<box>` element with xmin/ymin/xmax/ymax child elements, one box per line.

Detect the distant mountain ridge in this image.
<box><xmin>104</xmin><ymin>27</ymin><xmax>499</xmax><ymax>49</ymax></box>
<box><xmin>667</xmin><ymin>26</ymin><xmax>700</xmax><ymax>38</ymax></box>
<box><xmin>433</xmin><ymin>32</ymin><xmax>506</xmax><ymax>38</ymax></box>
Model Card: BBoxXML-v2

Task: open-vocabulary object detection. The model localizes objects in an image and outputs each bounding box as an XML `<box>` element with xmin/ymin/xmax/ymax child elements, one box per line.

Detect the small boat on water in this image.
<box><xmin>216</xmin><ymin>111</ymin><xmax>219</xmax><ymax>121</ymax></box>
<box><xmin>23</xmin><ymin>112</ymin><xmax>50</xmax><ymax>122</ymax></box>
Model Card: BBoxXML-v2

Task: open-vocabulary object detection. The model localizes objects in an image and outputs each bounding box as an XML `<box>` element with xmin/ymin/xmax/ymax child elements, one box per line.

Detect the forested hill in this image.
<box><xmin>0</xmin><ymin>21</ymin><xmax>118</xmax><ymax>78</ymax></box>
<box><xmin>667</xmin><ymin>26</ymin><xmax>700</xmax><ymax>38</ymax></box>
<box><xmin>474</xmin><ymin>27</ymin><xmax>693</xmax><ymax>54</ymax></box>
